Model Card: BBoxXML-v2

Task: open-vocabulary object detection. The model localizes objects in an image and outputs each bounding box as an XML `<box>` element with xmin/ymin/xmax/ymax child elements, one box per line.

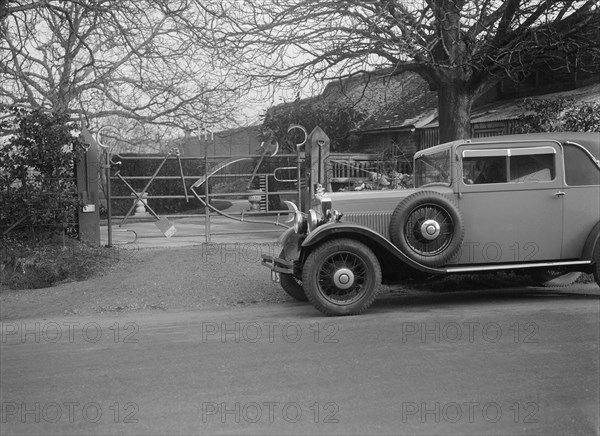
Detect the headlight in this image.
<box><xmin>284</xmin><ymin>200</ymin><xmax>307</xmax><ymax>234</ymax></box>
<box><xmin>293</xmin><ymin>210</ymin><xmax>307</xmax><ymax>234</ymax></box>
<box><xmin>307</xmin><ymin>209</ymin><xmax>319</xmax><ymax>232</ymax></box>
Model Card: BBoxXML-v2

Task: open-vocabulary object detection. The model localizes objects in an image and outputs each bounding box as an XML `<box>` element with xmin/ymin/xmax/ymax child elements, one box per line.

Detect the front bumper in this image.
<box><xmin>261</xmin><ymin>254</ymin><xmax>294</xmax><ymax>275</ymax></box>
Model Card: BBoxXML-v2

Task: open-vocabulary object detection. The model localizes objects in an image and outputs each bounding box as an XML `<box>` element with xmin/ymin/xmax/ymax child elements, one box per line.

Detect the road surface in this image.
<box><xmin>1</xmin><ymin>284</ymin><xmax>599</xmax><ymax>435</ymax></box>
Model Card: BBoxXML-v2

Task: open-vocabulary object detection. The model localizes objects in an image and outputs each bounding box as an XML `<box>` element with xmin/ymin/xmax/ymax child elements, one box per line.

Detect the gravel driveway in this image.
<box><xmin>0</xmin><ymin>244</ymin><xmax>291</xmax><ymax>320</ymax></box>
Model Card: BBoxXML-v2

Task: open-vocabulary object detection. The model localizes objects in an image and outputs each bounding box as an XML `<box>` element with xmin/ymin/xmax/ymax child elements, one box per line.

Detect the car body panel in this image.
<box><xmin>453</xmin><ymin>141</ymin><xmax>564</xmax><ymax>263</ymax></box>
<box><xmin>333</xmin><ymin>187</ymin><xmax>454</xmax><ymax>240</ymax></box>
<box><xmin>300</xmin><ymin>221</ymin><xmax>444</xmax><ymax>275</ymax></box>
<box><xmin>318</xmin><ymin>189</ymin><xmax>417</xmax><ymax>213</ymax></box>
<box><xmin>582</xmin><ymin>221</ymin><xmax>600</xmax><ymax>261</ymax></box>
<box><xmin>563</xmin><ymin>185</ymin><xmax>600</xmax><ymax>259</ymax></box>
<box><xmin>561</xmin><ymin>138</ymin><xmax>600</xmax><ymax>259</ymax></box>
<box><xmin>313</xmin><ymin>133</ymin><xmax>599</xmax><ymax>266</ymax></box>
<box><xmin>263</xmin><ymin>132</ymin><xmax>600</xmax><ymax>287</ymax></box>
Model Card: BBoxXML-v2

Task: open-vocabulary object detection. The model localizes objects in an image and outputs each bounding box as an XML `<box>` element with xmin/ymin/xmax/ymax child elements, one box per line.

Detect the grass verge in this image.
<box><xmin>1</xmin><ymin>234</ymin><xmax>120</xmax><ymax>290</ymax></box>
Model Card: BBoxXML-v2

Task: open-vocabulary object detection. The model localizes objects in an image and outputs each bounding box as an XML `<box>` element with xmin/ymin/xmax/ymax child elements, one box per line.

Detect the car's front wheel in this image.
<box><xmin>302</xmin><ymin>239</ymin><xmax>381</xmax><ymax>316</ymax></box>
<box><xmin>277</xmin><ymin>250</ymin><xmax>308</xmax><ymax>301</ymax></box>
<box><xmin>279</xmin><ymin>273</ymin><xmax>308</xmax><ymax>301</ymax></box>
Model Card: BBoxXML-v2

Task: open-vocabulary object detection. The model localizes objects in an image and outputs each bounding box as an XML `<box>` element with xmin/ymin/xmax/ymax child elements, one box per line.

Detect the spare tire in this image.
<box><xmin>390</xmin><ymin>191</ymin><xmax>464</xmax><ymax>267</ymax></box>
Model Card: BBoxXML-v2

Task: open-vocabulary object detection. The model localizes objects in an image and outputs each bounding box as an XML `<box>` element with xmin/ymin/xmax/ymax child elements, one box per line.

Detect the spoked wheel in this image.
<box><xmin>279</xmin><ymin>273</ymin><xmax>308</xmax><ymax>302</ymax></box>
<box><xmin>390</xmin><ymin>191</ymin><xmax>464</xmax><ymax>267</ymax></box>
<box><xmin>302</xmin><ymin>239</ymin><xmax>381</xmax><ymax>316</ymax></box>
<box><xmin>405</xmin><ymin>204</ymin><xmax>454</xmax><ymax>255</ymax></box>
<box><xmin>276</xmin><ymin>250</ymin><xmax>307</xmax><ymax>301</ymax></box>
<box><xmin>594</xmin><ymin>246</ymin><xmax>600</xmax><ymax>288</ymax></box>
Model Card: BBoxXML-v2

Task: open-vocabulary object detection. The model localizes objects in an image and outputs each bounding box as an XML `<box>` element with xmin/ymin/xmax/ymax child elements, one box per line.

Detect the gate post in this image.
<box><xmin>307</xmin><ymin>126</ymin><xmax>331</xmax><ymax>198</ymax></box>
<box><xmin>77</xmin><ymin>129</ymin><xmax>101</xmax><ymax>246</ymax></box>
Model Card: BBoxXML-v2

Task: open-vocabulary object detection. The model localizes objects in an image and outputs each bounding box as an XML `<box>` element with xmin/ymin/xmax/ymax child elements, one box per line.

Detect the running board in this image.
<box><xmin>444</xmin><ymin>260</ymin><xmax>591</xmax><ymax>274</ymax></box>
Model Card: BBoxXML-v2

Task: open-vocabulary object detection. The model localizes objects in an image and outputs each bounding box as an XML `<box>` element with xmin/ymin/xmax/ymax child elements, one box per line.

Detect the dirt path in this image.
<box><xmin>2</xmin><ymin>241</ymin><xmax>593</xmax><ymax>321</ymax></box>
<box><xmin>0</xmin><ymin>244</ymin><xmax>290</xmax><ymax>320</ymax></box>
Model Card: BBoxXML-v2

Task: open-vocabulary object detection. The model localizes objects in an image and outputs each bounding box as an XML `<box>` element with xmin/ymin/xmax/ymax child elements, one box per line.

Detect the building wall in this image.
<box><xmin>358</xmin><ymin>130</ymin><xmax>417</xmax><ymax>173</ymax></box>
<box><xmin>419</xmin><ymin>120</ymin><xmax>523</xmax><ymax>150</ymax></box>
<box><xmin>472</xmin><ymin>120</ymin><xmax>522</xmax><ymax>137</ymax></box>
<box><xmin>179</xmin><ymin>125</ymin><xmax>261</xmax><ymax>157</ymax></box>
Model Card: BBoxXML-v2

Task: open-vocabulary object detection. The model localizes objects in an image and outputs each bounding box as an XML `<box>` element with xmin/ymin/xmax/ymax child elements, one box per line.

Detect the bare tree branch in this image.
<box><xmin>197</xmin><ymin>0</ymin><xmax>599</xmax><ymax>142</ymax></box>
<box><xmin>1</xmin><ymin>0</ymin><xmax>251</xmax><ymax>147</ymax></box>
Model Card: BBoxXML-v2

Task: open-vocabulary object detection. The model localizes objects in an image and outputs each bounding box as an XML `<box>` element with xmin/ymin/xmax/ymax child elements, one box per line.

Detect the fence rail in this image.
<box><xmin>328</xmin><ymin>153</ymin><xmax>413</xmax><ymax>192</ymax></box>
<box><xmin>106</xmin><ymin>150</ymin><xmax>416</xmax><ymax>244</ymax></box>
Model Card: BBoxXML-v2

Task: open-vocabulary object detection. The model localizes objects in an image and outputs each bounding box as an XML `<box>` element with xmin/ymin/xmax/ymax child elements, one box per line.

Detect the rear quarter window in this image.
<box><xmin>509</xmin><ymin>154</ymin><xmax>555</xmax><ymax>182</ymax></box>
<box><xmin>564</xmin><ymin>144</ymin><xmax>600</xmax><ymax>186</ymax></box>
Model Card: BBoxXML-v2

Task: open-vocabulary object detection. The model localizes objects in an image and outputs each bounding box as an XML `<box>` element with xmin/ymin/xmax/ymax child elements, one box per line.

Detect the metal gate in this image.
<box><xmin>105</xmin><ymin>150</ymin><xmax>304</xmax><ymax>246</ymax></box>
<box><xmin>100</xmin><ymin>124</ymin><xmax>379</xmax><ymax>246</ymax></box>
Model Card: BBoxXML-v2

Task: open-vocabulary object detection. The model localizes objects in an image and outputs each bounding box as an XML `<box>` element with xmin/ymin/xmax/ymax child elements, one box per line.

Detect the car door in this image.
<box><xmin>454</xmin><ymin>142</ymin><xmax>563</xmax><ymax>264</ymax></box>
<box><xmin>561</xmin><ymin>141</ymin><xmax>600</xmax><ymax>259</ymax></box>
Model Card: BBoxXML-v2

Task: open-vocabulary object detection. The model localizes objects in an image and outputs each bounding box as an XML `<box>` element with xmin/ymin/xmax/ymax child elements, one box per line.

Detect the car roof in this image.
<box><xmin>415</xmin><ymin>132</ymin><xmax>600</xmax><ymax>160</ymax></box>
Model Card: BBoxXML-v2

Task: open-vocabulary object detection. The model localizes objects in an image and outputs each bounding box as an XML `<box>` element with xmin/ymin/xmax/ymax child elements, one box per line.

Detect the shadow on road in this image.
<box><xmin>369</xmin><ymin>285</ymin><xmax>600</xmax><ymax>314</ymax></box>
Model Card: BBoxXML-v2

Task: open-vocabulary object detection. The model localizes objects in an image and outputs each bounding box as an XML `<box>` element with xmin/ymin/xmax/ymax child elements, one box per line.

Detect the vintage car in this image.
<box><xmin>262</xmin><ymin>132</ymin><xmax>600</xmax><ymax>316</ymax></box>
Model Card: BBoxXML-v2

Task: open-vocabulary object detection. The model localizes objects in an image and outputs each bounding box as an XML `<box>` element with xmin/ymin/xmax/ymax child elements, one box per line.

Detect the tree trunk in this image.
<box><xmin>437</xmin><ymin>83</ymin><xmax>474</xmax><ymax>144</ymax></box>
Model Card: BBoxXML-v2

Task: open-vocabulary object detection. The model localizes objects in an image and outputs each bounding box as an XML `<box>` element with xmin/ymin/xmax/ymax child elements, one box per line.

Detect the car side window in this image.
<box><xmin>564</xmin><ymin>144</ymin><xmax>600</xmax><ymax>186</ymax></box>
<box><xmin>509</xmin><ymin>154</ymin><xmax>555</xmax><ymax>183</ymax></box>
<box><xmin>462</xmin><ymin>147</ymin><xmax>557</xmax><ymax>185</ymax></box>
<box><xmin>463</xmin><ymin>156</ymin><xmax>507</xmax><ymax>184</ymax></box>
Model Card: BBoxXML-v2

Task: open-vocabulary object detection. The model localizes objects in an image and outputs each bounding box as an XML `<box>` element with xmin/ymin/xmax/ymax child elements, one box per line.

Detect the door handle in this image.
<box><xmin>554</xmin><ymin>191</ymin><xmax>565</xmax><ymax>197</ymax></box>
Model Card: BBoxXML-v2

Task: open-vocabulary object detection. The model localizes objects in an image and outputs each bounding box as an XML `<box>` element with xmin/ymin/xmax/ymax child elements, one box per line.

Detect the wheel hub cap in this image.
<box><xmin>333</xmin><ymin>268</ymin><xmax>354</xmax><ymax>289</ymax></box>
<box><xmin>420</xmin><ymin>219</ymin><xmax>440</xmax><ymax>240</ymax></box>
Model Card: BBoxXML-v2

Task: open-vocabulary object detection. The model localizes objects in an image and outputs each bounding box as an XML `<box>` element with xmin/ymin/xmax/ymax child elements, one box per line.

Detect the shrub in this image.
<box><xmin>516</xmin><ymin>98</ymin><xmax>600</xmax><ymax>133</ymax></box>
<box><xmin>261</xmin><ymin>100</ymin><xmax>364</xmax><ymax>152</ymax></box>
<box><xmin>0</xmin><ymin>108</ymin><xmax>81</xmax><ymax>238</ymax></box>
<box><xmin>0</xmin><ymin>234</ymin><xmax>120</xmax><ymax>290</ymax></box>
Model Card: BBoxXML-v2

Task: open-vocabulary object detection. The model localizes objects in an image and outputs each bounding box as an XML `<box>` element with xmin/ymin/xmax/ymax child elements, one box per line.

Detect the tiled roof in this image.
<box><xmin>266</xmin><ymin>71</ymin><xmax>439</xmax><ymax>133</ymax></box>
<box><xmin>344</xmin><ymin>73</ymin><xmax>438</xmax><ymax>132</ymax></box>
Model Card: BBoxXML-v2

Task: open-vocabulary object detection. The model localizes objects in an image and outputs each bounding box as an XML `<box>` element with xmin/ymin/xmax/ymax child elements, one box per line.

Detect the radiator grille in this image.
<box><xmin>343</xmin><ymin>211</ymin><xmax>393</xmax><ymax>239</ymax></box>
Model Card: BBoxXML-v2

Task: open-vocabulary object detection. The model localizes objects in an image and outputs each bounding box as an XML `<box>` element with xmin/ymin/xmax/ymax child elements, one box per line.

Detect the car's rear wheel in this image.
<box><xmin>302</xmin><ymin>239</ymin><xmax>381</xmax><ymax>316</ymax></box>
<box><xmin>390</xmin><ymin>191</ymin><xmax>464</xmax><ymax>267</ymax></box>
<box><xmin>593</xmin><ymin>244</ymin><xmax>600</xmax><ymax>288</ymax></box>
<box><xmin>277</xmin><ymin>250</ymin><xmax>307</xmax><ymax>301</ymax></box>
<box><xmin>531</xmin><ymin>269</ymin><xmax>582</xmax><ymax>287</ymax></box>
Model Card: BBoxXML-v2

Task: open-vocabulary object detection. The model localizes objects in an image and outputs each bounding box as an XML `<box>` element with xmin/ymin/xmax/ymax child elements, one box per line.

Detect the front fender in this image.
<box><xmin>278</xmin><ymin>227</ymin><xmax>304</xmax><ymax>262</ymax></box>
<box><xmin>277</xmin><ymin>227</ymin><xmax>296</xmax><ymax>246</ymax></box>
<box><xmin>301</xmin><ymin>222</ymin><xmax>444</xmax><ymax>274</ymax></box>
